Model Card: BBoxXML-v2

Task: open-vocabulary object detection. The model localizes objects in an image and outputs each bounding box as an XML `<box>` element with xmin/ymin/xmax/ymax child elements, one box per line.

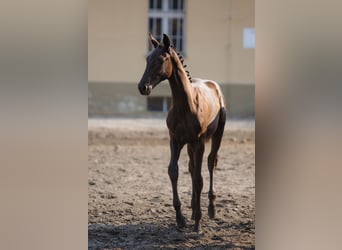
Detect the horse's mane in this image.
<box><xmin>170</xmin><ymin>45</ymin><xmax>192</xmax><ymax>83</ymax></box>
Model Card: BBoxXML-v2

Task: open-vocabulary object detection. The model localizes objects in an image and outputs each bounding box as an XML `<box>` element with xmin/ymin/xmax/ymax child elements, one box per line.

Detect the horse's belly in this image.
<box><xmin>201</xmin><ymin>109</ymin><xmax>220</xmax><ymax>140</ymax></box>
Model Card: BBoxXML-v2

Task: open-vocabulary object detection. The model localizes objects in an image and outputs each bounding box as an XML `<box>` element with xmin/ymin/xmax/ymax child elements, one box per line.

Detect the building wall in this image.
<box><xmin>186</xmin><ymin>0</ymin><xmax>254</xmax><ymax>84</ymax></box>
<box><xmin>88</xmin><ymin>0</ymin><xmax>254</xmax><ymax>117</ymax></box>
<box><xmin>88</xmin><ymin>0</ymin><xmax>148</xmax><ymax>83</ymax></box>
<box><xmin>229</xmin><ymin>0</ymin><xmax>255</xmax><ymax>84</ymax></box>
<box><xmin>88</xmin><ymin>82</ymin><xmax>254</xmax><ymax>117</ymax></box>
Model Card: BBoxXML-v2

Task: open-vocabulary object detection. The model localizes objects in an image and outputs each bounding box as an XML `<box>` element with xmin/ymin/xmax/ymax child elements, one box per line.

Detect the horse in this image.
<box><xmin>138</xmin><ymin>33</ymin><xmax>226</xmax><ymax>232</ymax></box>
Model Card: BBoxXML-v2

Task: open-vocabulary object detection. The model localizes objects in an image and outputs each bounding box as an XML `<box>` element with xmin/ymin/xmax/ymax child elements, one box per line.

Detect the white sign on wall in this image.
<box><xmin>243</xmin><ymin>28</ymin><xmax>255</xmax><ymax>49</ymax></box>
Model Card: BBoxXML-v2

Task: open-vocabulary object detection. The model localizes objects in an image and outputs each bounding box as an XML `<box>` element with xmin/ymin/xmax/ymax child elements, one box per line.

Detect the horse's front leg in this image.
<box><xmin>168</xmin><ymin>137</ymin><xmax>185</xmax><ymax>228</ymax></box>
<box><xmin>192</xmin><ymin>141</ymin><xmax>205</xmax><ymax>232</ymax></box>
<box><xmin>187</xmin><ymin>144</ymin><xmax>196</xmax><ymax>220</ymax></box>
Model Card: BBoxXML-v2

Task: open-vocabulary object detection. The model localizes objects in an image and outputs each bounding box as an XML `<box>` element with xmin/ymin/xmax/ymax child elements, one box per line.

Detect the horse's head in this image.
<box><xmin>138</xmin><ymin>33</ymin><xmax>173</xmax><ymax>95</ymax></box>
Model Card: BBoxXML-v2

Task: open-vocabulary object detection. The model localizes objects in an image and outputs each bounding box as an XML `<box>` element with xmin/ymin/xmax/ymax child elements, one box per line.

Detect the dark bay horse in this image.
<box><xmin>138</xmin><ymin>33</ymin><xmax>226</xmax><ymax>232</ymax></box>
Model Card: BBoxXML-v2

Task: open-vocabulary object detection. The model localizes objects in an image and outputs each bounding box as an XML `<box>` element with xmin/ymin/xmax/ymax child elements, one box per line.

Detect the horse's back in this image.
<box><xmin>191</xmin><ymin>78</ymin><xmax>225</xmax><ymax>109</ymax></box>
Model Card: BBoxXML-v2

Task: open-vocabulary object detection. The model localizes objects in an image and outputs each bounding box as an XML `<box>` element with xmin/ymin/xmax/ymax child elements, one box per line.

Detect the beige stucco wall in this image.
<box><xmin>88</xmin><ymin>0</ymin><xmax>148</xmax><ymax>83</ymax></box>
<box><xmin>229</xmin><ymin>0</ymin><xmax>254</xmax><ymax>84</ymax></box>
<box><xmin>89</xmin><ymin>0</ymin><xmax>254</xmax><ymax>85</ymax></box>
<box><xmin>187</xmin><ymin>0</ymin><xmax>254</xmax><ymax>85</ymax></box>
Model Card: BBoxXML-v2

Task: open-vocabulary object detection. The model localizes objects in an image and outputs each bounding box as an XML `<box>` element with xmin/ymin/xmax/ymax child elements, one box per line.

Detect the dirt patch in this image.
<box><xmin>89</xmin><ymin>119</ymin><xmax>255</xmax><ymax>249</ymax></box>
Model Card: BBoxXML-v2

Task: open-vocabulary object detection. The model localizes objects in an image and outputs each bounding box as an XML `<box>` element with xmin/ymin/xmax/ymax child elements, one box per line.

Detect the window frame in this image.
<box><xmin>148</xmin><ymin>0</ymin><xmax>186</xmax><ymax>55</ymax></box>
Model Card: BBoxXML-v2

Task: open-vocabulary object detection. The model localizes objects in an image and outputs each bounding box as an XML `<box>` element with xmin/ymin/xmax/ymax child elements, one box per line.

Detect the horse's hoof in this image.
<box><xmin>208</xmin><ymin>204</ymin><xmax>216</xmax><ymax>219</ymax></box>
<box><xmin>176</xmin><ymin>214</ymin><xmax>186</xmax><ymax>228</ymax></box>
<box><xmin>194</xmin><ymin>223</ymin><xmax>202</xmax><ymax>233</ymax></box>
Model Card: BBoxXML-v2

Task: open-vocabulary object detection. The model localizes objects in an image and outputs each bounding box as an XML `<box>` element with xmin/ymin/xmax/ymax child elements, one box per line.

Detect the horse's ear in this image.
<box><xmin>162</xmin><ymin>33</ymin><xmax>171</xmax><ymax>51</ymax></box>
<box><xmin>149</xmin><ymin>32</ymin><xmax>159</xmax><ymax>48</ymax></box>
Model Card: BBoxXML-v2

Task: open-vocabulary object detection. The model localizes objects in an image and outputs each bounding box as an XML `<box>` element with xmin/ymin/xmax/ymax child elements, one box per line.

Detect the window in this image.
<box><xmin>148</xmin><ymin>0</ymin><xmax>185</xmax><ymax>53</ymax></box>
<box><xmin>243</xmin><ymin>28</ymin><xmax>255</xmax><ymax>49</ymax></box>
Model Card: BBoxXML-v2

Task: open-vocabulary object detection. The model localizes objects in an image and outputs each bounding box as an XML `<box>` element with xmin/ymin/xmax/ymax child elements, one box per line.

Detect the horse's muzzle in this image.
<box><xmin>138</xmin><ymin>84</ymin><xmax>152</xmax><ymax>95</ymax></box>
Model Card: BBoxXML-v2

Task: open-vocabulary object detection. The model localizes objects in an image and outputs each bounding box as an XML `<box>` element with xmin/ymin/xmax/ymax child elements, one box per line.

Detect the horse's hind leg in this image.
<box><xmin>207</xmin><ymin>108</ymin><xmax>226</xmax><ymax>219</ymax></box>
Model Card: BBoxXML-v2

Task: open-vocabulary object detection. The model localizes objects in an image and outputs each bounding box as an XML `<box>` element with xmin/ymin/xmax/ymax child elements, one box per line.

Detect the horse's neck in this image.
<box><xmin>168</xmin><ymin>53</ymin><xmax>195</xmax><ymax>113</ymax></box>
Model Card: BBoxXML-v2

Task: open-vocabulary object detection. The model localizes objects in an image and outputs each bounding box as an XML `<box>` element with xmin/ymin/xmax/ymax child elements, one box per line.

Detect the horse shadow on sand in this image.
<box><xmin>88</xmin><ymin>217</ymin><xmax>254</xmax><ymax>250</ymax></box>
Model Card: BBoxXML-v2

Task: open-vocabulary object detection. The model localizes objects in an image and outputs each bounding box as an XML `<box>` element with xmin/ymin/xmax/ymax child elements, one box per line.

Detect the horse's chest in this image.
<box><xmin>167</xmin><ymin>114</ymin><xmax>201</xmax><ymax>143</ymax></box>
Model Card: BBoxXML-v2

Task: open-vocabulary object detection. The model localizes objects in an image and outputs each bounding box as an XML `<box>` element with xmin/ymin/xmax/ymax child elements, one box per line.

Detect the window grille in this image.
<box><xmin>148</xmin><ymin>0</ymin><xmax>185</xmax><ymax>54</ymax></box>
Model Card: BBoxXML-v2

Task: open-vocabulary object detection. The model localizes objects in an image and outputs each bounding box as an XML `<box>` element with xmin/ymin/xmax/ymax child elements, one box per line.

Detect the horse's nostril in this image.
<box><xmin>138</xmin><ymin>84</ymin><xmax>151</xmax><ymax>95</ymax></box>
<box><xmin>139</xmin><ymin>85</ymin><xmax>146</xmax><ymax>92</ymax></box>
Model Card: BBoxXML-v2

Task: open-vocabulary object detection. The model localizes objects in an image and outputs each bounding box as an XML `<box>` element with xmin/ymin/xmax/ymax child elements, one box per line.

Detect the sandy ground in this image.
<box><xmin>88</xmin><ymin>118</ymin><xmax>255</xmax><ymax>249</ymax></box>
